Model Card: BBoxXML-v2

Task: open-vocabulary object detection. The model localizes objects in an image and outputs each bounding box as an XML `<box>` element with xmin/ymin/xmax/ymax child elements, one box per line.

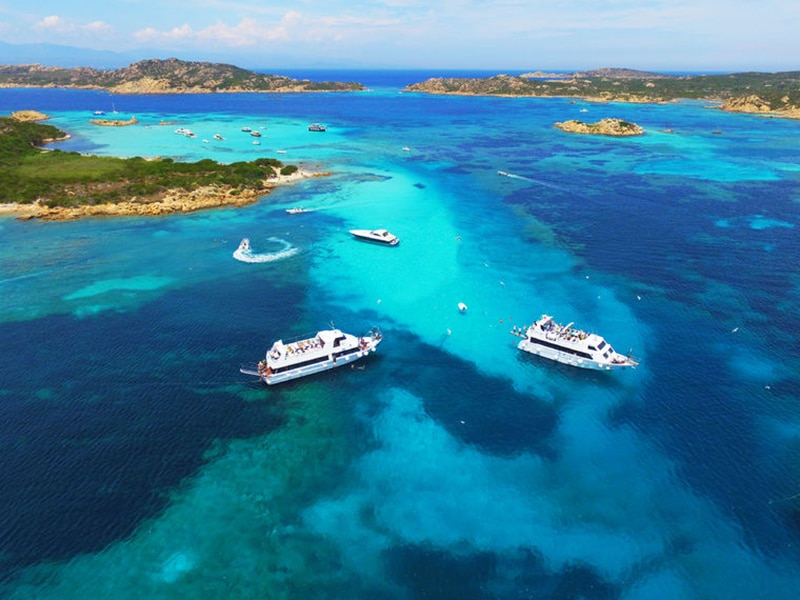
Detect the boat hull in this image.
<box><xmin>241</xmin><ymin>328</ymin><xmax>382</xmax><ymax>385</ymax></box>
<box><xmin>518</xmin><ymin>339</ymin><xmax>633</xmax><ymax>371</ymax></box>
<box><xmin>264</xmin><ymin>345</ymin><xmax>377</xmax><ymax>384</ymax></box>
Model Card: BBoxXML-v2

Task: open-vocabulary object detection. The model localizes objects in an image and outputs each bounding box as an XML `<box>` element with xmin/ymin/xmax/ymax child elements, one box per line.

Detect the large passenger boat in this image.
<box><xmin>240</xmin><ymin>327</ymin><xmax>383</xmax><ymax>385</ymax></box>
<box><xmin>510</xmin><ymin>314</ymin><xmax>637</xmax><ymax>371</ymax></box>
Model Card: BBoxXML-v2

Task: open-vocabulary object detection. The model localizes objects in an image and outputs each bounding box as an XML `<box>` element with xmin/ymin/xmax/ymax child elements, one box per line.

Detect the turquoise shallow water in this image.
<box><xmin>1</xmin><ymin>74</ymin><xmax>800</xmax><ymax>598</ymax></box>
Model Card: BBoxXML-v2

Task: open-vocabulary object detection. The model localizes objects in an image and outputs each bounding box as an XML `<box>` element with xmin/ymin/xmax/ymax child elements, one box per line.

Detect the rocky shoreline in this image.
<box><xmin>1</xmin><ymin>170</ymin><xmax>329</xmax><ymax>221</ymax></box>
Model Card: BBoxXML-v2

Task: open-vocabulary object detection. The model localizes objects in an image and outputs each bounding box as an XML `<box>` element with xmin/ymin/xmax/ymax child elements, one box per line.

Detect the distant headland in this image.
<box><xmin>404</xmin><ymin>68</ymin><xmax>800</xmax><ymax>119</ymax></box>
<box><xmin>0</xmin><ymin>113</ymin><xmax>323</xmax><ymax>221</ymax></box>
<box><xmin>0</xmin><ymin>58</ymin><xmax>365</xmax><ymax>94</ymax></box>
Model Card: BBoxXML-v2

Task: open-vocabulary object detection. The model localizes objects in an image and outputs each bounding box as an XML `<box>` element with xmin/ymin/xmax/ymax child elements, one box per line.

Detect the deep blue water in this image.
<box><xmin>1</xmin><ymin>71</ymin><xmax>799</xmax><ymax>599</ymax></box>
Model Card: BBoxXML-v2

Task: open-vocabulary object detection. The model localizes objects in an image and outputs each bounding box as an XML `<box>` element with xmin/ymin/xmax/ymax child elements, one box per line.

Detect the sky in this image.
<box><xmin>0</xmin><ymin>0</ymin><xmax>798</xmax><ymax>71</ymax></box>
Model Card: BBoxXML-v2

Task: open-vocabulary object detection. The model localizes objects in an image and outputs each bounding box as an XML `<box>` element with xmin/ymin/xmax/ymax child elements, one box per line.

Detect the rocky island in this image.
<box><xmin>0</xmin><ymin>58</ymin><xmax>365</xmax><ymax>94</ymax></box>
<box><xmin>404</xmin><ymin>69</ymin><xmax>800</xmax><ymax>119</ymax></box>
<box><xmin>554</xmin><ymin>118</ymin><xmax>644</xmax><ymax>136</ymax></box>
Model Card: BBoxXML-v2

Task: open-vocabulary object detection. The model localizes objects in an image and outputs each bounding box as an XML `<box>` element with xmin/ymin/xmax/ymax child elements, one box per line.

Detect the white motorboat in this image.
<box><xmin>511</xmin><ymin>314</ymin><xmax>638</xmax><ymax>371</ymax></box>
<box><xmin>286</xmin><ymin>207</ymin><xmax>311</xmax><ymax>214</ymax></box>
<box><xmin>349</xmin><ymin>229</ymin><xmax>399</xmax><ymax>246</ymax></box>
<box><xmin>240</xmin><ymin>327</ymin><xmax>383</xmax><ymax>385</ymax></box>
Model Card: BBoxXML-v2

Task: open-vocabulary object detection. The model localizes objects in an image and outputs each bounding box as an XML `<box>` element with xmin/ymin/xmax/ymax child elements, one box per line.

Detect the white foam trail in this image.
<box><xmin>500</xmin><ymin>170</ymin><xmax>572</xmax><ymax>192</ymax></box>
<box><xmin>233</xmin><ymin>237</ymin><xmax>299</xmax><ymax>263</ymax></box>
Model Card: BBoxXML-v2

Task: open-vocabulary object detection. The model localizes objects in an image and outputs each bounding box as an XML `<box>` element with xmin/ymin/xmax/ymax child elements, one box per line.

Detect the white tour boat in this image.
<box><xmin>511</xmin><ymin>314</ymin><xmax>638</xmax><ymax>371</ymax></box>
<box><xmin>240</xmin><ymin>327</ymin><xmax>383</xmax><ymax>385</ymax></box>
<box><xmin>349</xmin><ymin>229</ymin><xmax>399</xmax><ymax>246</ymax></box>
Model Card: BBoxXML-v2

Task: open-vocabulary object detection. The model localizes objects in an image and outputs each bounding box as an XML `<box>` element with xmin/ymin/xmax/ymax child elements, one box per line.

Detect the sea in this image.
<box><xmin>1</xmin><ymin>69</ymin><xmax>799</xmax><ymax>599</ymax></box>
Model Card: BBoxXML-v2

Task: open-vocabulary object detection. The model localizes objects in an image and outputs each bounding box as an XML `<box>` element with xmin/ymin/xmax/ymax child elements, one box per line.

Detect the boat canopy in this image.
<box><xmin>318</xmin><ymin>329</ymin><xmax>346</xmax><ymax>348</ymax></box>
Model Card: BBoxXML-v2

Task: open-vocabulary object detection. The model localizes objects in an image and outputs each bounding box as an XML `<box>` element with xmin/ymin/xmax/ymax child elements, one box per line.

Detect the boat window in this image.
<box><xmin>597</xmin><ymin>340</ymin><xmax>607</xmax><ymax>350</ymax></box>
<box><xmin>333</xmin><ymin>335</ymin><xmax>346</xmax><ymax>347</ymax></box>
<box><xmin>588</xmin><ymin>345</ymin><xmax>597</xmax><ymax>351</ymax></box>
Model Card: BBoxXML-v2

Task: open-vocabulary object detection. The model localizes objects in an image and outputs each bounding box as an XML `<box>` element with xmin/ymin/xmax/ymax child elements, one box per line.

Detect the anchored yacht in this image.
<box><xmin>241</xmin><ymin>327</ymin><xmax>383</xmax><ymax>385</ymax></box>
<box><xmin>511</xmin><ymin>314</ymin><xmax>637</xmax><ymax>371</ymax></box>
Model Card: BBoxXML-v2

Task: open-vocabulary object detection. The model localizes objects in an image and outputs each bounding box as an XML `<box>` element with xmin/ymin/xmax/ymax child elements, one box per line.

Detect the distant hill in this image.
<box><xmin>0</xmin><ymin>57</ymin><xmax>365</xmax><ymax>94</ymax></box>
<box><xmin>0</xmin><ymin>41</ymin><xmax>135</xmax><ymax>69</ymax></box>
<box><xmin>569</xmin><ymin>67</ymin><xmax>671</xmax><ymax>79</ymax></box>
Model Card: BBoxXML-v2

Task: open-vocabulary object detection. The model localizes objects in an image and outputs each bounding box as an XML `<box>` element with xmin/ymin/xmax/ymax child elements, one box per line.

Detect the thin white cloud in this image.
<box><xmin>34</xmin><ymin>15</ymin><xmax>75</xmax><ymax>33</ymax></box>
<box><xmin>133</xmin><ymin>12</ymin><xmax>344</xmax><ymax>48</ymax></box>
<box><xmin>83</xmin><ymin>21</ymin><xmax>113</xmax><ymax>34</ymax></box>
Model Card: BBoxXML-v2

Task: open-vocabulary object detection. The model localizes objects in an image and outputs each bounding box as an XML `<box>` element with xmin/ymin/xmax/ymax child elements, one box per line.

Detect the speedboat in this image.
<box><xmin>308</xmin><ymin>123</ymin><xmax>327</xmax><ymax>132</ymax></box>
<box><xmin>237</xmin><ymin>238</ymin><xmax>251</xmax><ymax>252</ymax></box>
<box><xmin>510</xmin><ymin>314</ymin><xmax>638</xmax><ymax>371</ymax></box>
<box><xmin>240</xmin><ymin>327</ymin><xmax>383</xmax><ymax>385</ymax></box>
<box><xmin>286</xmin><ymin>207</ymin><xmax>310</xmax><ymax>214</ymax></box>
<box><xmin>349</xmin><ymin>229</ymin><xmax>399</xmax><ymax>246</ymax></box>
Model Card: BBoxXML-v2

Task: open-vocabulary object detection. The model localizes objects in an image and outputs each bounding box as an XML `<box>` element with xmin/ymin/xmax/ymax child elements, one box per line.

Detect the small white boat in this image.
<box><xmin>240</xmin><ymin>327</ymin><xmax>383</xmax><ymax>385</ymax></box>
<box><xmin>458</xmin><ymin>302</ymin><xmax>468</xmax><ymax>312</ymax></box>
<box><xmin>213</xmin><ymin>134</ymin><xmax>224</xmax><ymax>140</ymax></box>
<box><xmin>511</xmin><ymin>314</ymin><xmax>638</xmax><ymax>371</ymax></box>
<box><xmin>286</xmin><ymin>207</ymin><xmax>311</xmax><ymax>214</ymax></box>
<box><xmin>241</xmin><ymin>126</ymin><xmax>252</xmax><ymax>132</ymax></box>
<box><xmin>237</xmin><ymin>238</ymin><xmax>251</xmax><ymax>253</ymax></box>
<box><xmin>349</xmin><ymin>229</ymin><xmax>399</xmax><ymax>246</ymax></box>
<box><xmin>308</xmin><ymin>123</ymin><xmax>327</xmax><ymax>132</ymax></box>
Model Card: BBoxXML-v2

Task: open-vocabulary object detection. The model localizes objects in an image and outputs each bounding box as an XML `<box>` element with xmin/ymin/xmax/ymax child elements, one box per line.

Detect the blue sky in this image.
<box><xmin>0</xmin><ymin>0</ymin><xmax>798</xmax><ymax>71</ymax></box>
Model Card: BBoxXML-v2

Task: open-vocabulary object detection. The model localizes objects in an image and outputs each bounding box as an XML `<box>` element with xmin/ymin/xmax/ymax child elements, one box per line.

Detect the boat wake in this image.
<box><xmin>498</xmin><ymin>170</ymin><xmax>572</xmax><ymax>192</ymax></box>
<box><xmin>233</xmin><ymin>237</ymin><xmax>299</xmax><ymax>263</ymax></box>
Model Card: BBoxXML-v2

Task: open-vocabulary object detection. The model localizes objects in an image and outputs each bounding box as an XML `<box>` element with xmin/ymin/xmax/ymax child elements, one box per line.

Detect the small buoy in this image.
<box><xmin>458</xmin><ymin>302</ymin><xmax>468</xmax><ymax>312</ymax></box>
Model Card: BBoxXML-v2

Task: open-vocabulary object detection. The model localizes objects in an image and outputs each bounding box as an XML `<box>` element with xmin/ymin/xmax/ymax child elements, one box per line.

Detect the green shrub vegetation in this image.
<box><xmin>0</xmin><ymin>117</ymin><xmax>296</xmax><ymax>207</ymax></box>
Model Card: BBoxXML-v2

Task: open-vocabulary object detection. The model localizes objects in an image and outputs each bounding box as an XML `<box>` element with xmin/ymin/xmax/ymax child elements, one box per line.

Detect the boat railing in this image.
<box><xmin>509</xmin><ymin>325</ymin><xmax>527</xmax><ymax>338</ymax></box>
